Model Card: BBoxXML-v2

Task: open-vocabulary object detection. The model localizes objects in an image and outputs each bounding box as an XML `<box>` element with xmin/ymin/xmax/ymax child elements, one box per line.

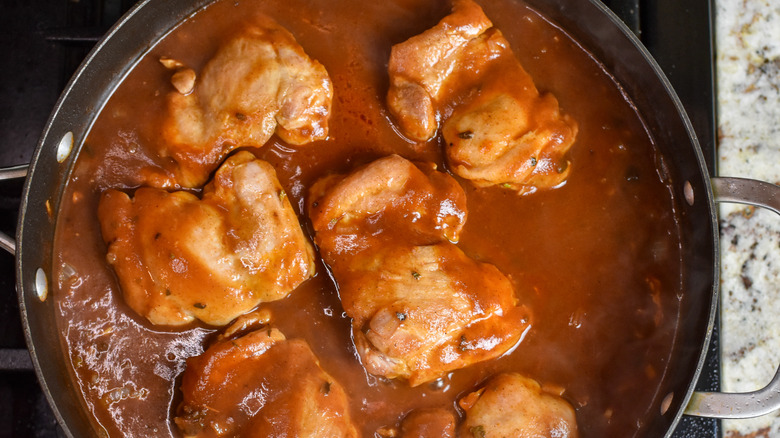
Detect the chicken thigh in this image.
<box><xmin>387</xmin><ymin>0</ymin><xmax>577</xmax><ymax>194</ymax></box>
<box><xmin>175</xmin><ymin>325</ymin><xmax>358</xmax><ymax>438</ymax></box>
<box><xmin>99</xmin><ymin>151</ymin><xmax>315</xmax><ymax>326</ymax></box>
<box><xmin>309</xmin><ymin>155</ymin><xmax>531</xmax><ymax>386</ymax></box>
<box><xmin>459</xmin><ymin>373</ymin><xmax>579</xmax><ymax>438</ymax></box>
<box><xmin>160</xmin><ymin>16</ymin><xmax>333</xmax><ymax>187</ymax></box>
<box><xmin>386</xmin><ymin>0</ymin><xmax>492</xmax><ymax>142</ymax></box>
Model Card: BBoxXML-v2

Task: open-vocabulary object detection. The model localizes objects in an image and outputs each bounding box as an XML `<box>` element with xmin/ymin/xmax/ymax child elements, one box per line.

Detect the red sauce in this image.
<box><xmin>52</xmin><ymin>0</ymin><xmax>683</xmax><ymax>436</ymax></box>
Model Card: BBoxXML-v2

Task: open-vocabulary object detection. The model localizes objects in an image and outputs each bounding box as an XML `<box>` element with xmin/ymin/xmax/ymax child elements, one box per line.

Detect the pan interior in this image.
<box><xmin>20</xmin><ymin>0</ymin><xmax>716</xmax><ymax>437</ymax></box>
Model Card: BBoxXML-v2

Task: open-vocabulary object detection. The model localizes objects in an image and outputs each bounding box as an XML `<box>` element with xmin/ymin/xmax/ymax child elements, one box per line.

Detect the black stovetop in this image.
<box><xmin>0</xmin><ymin>0</ymin><xmax>719</xmax><ymax>436</ymax></box>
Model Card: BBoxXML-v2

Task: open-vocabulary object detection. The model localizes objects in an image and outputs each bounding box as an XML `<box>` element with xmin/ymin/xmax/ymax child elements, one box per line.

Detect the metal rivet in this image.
<box><xmin>684</xmin><ymin>181</ymin><xmax>694</xmax><ymax>206</ymax></box>
<box><xmin>660</xmin><ymin>392</ymin><xmax>674</xmax><ymax>415</ymax></box>
<box><xmin>35</xmin><ymin>268</ymin><xmax>48</xmax><ymax>302</ymax></box>
<box><xmin>56</xmin><ymin>132</ymin><xmax>74</xmax><ymax>163</ymax></box>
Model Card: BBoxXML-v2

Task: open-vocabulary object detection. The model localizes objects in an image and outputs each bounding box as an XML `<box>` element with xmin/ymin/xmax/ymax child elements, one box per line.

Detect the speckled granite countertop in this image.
<box><xmin>716</xmin><ymin>0</ymin><xmax>780</xmax><ymax>436</ymax></box>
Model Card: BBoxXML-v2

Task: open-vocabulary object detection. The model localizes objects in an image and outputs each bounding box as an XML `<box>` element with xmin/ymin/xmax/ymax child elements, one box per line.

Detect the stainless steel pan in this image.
<box><xmin>1</xmin><ymin>0</ymin><xmax>778</xmax><ymax>436</ymax></box>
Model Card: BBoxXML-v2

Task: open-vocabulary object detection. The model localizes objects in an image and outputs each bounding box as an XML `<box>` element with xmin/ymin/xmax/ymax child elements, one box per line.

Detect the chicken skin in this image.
<box><xmin>309</xmin><ymin>155</ymin><xmax>531</xmax><ymax>386</ymax></box>
<box><xmin>99</xmin><ymin>151</ymin><xmax>315</xmax><ymax>326</ymax></box>
<box><xmin>459</xmin><ymin>373</ymin><xmax>579</xmax><ymax>438</ymax></box>
<box><xmin>160</xmin><ymin>16</ymin><xmax>333</xmax><ymax>187</ymax></box>
<box><xmin>387</xmin><ymin>0</ymin><xmax>577</xmax><ymax>194</ymax></box>
<box><xmin>175</xmin><ymin>325</ymin><xmax>358</xmax><ymax>438</ymax></box>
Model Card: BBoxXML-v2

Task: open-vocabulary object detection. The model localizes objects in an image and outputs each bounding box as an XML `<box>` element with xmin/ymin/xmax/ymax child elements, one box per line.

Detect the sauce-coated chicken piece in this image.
<box><xmin>160</xmin><ymin>16</ymin><xmax>333</xmax><ymax>187</ymax></box>
<box><xmin>386</xmin><ymin>0</ymin><xmax>491</xmax><ymax>142</ymax></box>
<box><xmin>459</xmin><ymin>373</ymin><xmax>579</xmax><ymax>438</ymax></box>
<box><xmin>309</xmin><ymin>155</ymin><xmax>531</xmax><ymax>386</ymax></box>
<box><xmin>309</xmin><ymin>154</ymin><xmax>467</xmax><ymax>246</ymax></box>
<box><xmin>387</xmin><ymin>0</ymin><xmax>577</xmax><ymax>194</ymax></box>
<box><xmin>175</xmin><ymin>326</ymin><xmax>358</xmax><ymax>438</ymax></box>
<box><xmin>99</xmin><ymin>151</ymin><xmax>315</xmax><ymax>326</ymax></box>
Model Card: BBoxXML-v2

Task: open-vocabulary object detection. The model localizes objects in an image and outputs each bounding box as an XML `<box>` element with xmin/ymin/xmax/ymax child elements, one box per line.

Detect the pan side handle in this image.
<box><xmin>0</xmin><ymin>164</ymin><xmax>29</xmax><ymax>254</ymax></box>
<box><xmin>686</xmin><ymin>176</ymin><xmax>780</xmax><ymax>419</ymax></box>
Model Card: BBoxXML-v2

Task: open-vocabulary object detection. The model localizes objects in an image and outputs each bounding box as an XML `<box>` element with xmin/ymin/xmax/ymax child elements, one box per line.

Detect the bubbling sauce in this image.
<box><xmin>52</xmin><ymin>0</ymin><xmax>683</xmax><ymax>436</ymax></box>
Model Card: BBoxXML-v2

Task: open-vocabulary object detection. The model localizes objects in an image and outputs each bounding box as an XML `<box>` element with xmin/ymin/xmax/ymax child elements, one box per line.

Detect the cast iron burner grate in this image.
<box><xmin>0</xmin><ymin>0</ymin><xmax>719</xmax><ymax>436</ymax></box>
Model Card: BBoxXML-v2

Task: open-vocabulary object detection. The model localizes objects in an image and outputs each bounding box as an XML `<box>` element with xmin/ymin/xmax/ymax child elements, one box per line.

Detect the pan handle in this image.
<box><xmin>0</xmin><ymin>164</ymin><xmax>29</xmax><ymax>255</ymax></box>
<box><xmin>685</xmin><ymin>176</ymin><xmax>780</xmax><ymax>419</ymax></box>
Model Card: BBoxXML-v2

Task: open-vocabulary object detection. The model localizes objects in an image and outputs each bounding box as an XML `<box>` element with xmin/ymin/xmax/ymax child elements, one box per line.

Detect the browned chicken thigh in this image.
<box><xmin>175</xmin><ymin>325</ymin><xmax>358</xmax><ymax>438</ymax></box>
<box><xmin>309</xmin><ymin>155</ymin><xmax>531</xmax><ymax>386</ymax></box>
<box><xmin>386</xmin><ymin>0</ymin><xmax>492</xmax><ymax>142</ymax></box>
<box><xmin>387</xmin><ymin>0</ymin><xmax>577</xmax><ymax>194</ymax></box>
<box><xmin>98</xmin><ymin>151</ymin><xmax>315</xmax><ymax>326</ymax></box>
<box><xmin>308</xmin><ymin>153</ymin><xmax>467</xmax><ymax>247</ymax></box>
<box><xmin>159</xmin><ymin>16</ymin><xmax>333</xmax><ymax>187</ymax></box>
<box><xmin>459</xmin><ymin>373</ymin><xmax>579</xmax><ymax>438</ymax></box>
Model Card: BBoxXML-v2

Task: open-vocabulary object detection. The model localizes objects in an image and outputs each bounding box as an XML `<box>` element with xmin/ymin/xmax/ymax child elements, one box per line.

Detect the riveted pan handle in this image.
<box><xmin>0</xmin><ymin>164</ymin><xmax>29</xmax><ymax>254</ymax></box>
<box><xmin>685</xmin><ymin>176</ymin><xmax>780</xmax><ymax>418</ymax></box>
